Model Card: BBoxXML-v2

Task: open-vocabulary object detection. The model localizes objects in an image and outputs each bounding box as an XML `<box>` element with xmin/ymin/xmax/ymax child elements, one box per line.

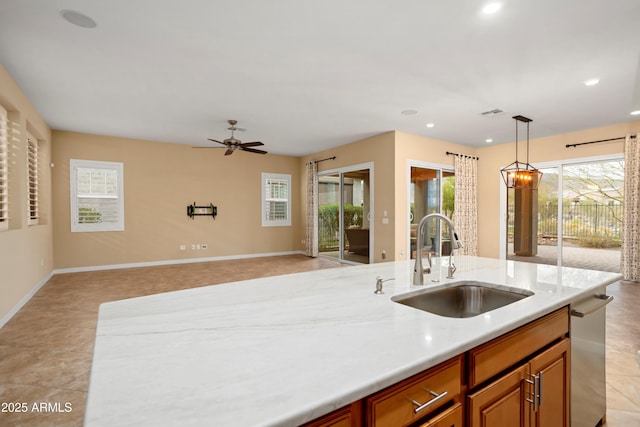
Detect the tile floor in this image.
<box><xmin>0</xmin><ymin>255</ymin><xmax>638</xmax><ymax>426</ymax></box>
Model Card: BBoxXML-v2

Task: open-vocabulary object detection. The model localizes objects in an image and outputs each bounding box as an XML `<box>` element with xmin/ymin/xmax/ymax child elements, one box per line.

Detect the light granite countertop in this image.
<box><xmin>84</xmin><ymin>256</ymin><xmax>622</xmax><ymax>426</ymax></box>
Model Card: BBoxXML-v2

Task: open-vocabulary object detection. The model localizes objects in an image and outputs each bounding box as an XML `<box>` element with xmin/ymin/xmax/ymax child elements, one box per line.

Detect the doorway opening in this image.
<box><xmin>505</xmin><ymin>156</ymin><xmax>623</xmax><ymax>273</ymax></box>
<box><xmin>318</xmin><ymin>165</ymin><xmax>372</xmax><ymax>264</ymax></box>
<box><xmin>408</xmin><ymin>164</ymin><xmax>455</xmax><ymax>259</ymax></box>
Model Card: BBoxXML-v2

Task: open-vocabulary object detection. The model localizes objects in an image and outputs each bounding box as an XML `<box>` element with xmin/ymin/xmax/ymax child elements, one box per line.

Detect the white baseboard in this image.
<box><xmin>1</xmin><ymin>251</ymin><xmax>306</xmax><ymax>330</ymax></box>
<box><xmin>52</xmin><ymin>250</ymin><xmax>306</xmax><ymax>274</ymax></box>
<box><xmin>0</xmin><ymin>271</ymin><xmax>54</xmax><ymax>330</ymax></box>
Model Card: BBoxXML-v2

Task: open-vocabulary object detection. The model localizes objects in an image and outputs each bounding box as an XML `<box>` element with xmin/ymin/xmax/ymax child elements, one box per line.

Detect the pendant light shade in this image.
<box><xmin>500</xmin><ymin>115</ymin><xmax>543</xmax><ymax>189</ymax></box>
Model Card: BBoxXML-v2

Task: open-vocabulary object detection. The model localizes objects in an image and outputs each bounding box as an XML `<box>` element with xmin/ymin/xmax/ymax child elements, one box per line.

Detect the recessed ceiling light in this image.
<box><xmin>426</xmin><ymin>123</ymin><xmax>435</xmax><ymax>128</ymax></box>
<box><xmin>482</xmin><ymin>3</ymin><xmax>502</xmax><ymax>14</ymax></box>
<box><xmin>60</xmin><ymin>10</ymin><xmax>97</xmax><ymax>29</ymax></box>
<box><xmin>485</xmin><ymin>138</ymin><xmax>493</xmax><ymax>143</ymax></box>
<box><xmin>584</xmin><ymin>78</ymin><xmax>600</xmax><ymax>86</ymax></box>
<box><xmin>631</xmin><ymin>110</ymin><xmax>640</xmax><ymax>116</ymax></box>
<box><xmin>401</xmin><ymin>109</ymin><xmax>418</xmax><ymax>116</ymax></box>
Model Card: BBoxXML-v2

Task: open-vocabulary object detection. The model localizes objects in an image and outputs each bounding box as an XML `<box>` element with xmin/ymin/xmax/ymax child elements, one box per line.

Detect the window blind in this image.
<box><xmin>27</xmin><ymin>133</ymin><xmax>39</xmax><ymax>224</ymax></box>
<box><xmin>0</xmin><ymin>105</ymin><xmax>8</xmax><ymax>230</ymax></box>
<box><xmin>265</xmin><ymin>178</ymin><xmax>289</xmax><ymax>221</ymax></box>
<box><xmin>261</xmin><ymin>173</ymin><xmax>291</xmax><ymax>226</ymax></box>
<box><xmin>70</xmin><ymin>159</ymin><xmax>124</xmax><ymax>232</ymax></box>
<box><xmin>76</xmin><ymin>167</ymin><xmax>120</xmax><ymax>224</ymax></box>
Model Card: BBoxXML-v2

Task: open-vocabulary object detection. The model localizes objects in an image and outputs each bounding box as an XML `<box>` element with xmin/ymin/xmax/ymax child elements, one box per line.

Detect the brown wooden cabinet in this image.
<box><xmin>301</xmin><ymin>402</ymin><xmax>363</xmax><ymax>427</ymax></box>
<box><xmin>416</xmin><ymin>402</ymin><xmax>464</xmax><ymax>427</ymax></box>
<box><xmin>467</xmin><ymin>338</ymin><xmax>570</xmax><ymax>427</ymax></box>
<box><xmin>468</xmin><ymin>363</ymin><xmax>531</xmax><ymax>427</ymax></box>
<box><xmin>304</xmin><ymin>307</ymin><xmax>571</xmax><ymax>427</ymax></box>
<box><xmin>365</xmin><ymin>356</ymin><xmax>462</xmax><ymax>427</ymax></box>
<box><xmin>529</xmin><ymin>338</ymin><xmax>570</xmax><ymax>427</ymax></box>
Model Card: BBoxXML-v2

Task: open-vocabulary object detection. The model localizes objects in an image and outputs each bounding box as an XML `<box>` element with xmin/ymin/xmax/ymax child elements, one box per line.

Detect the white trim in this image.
<box><xmin>317</xmin><ymin>162</ymin><xmax>374</xmax><ymax>263</ymax></box>
<box><xmin>261</xmin><ymin>172</ymin><xmax>292</xmax><ymax>227</ymax></box>
<box><xmin>52</xmin><ymin>251</ymin><xmax>305</xmax><ymax>274</ymax></box>
<box><xmin>498</xmin><ymin>152</ymin><xmax>624</xmax><ymax>261</ymax></box>
<box><xmin>499</xmin><ymin>171</ymin><xmax>507</xmax><ymax>259</ymax></box>
<box><xmin>1</xmin><ymin>251</ymin><xmax>308</xmax><ymax>328</ymax></box>
<box><xmin>0</xmin><ymin>271</ymin><xmax>54</xmax><ymax>330</ymax></box>
<box><xmin>406</xmin><ymin>159</ymin><xmax>455</xmax><ymax>259</ymax></box>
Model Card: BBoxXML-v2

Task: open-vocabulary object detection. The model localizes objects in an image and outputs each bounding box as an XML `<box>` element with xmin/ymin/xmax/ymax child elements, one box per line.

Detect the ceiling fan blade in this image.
<box><xmin>193</xmin><ymin>146</ymin><xmax>226</xmax><ymax>148</ymax></box>
<box><xmin>242</xmin><ymin>147</ymin><xmax>268</xmax><ymax>155</ymax></box>
<box><xmin>208</xmin><ymin>138</ymin><xmax>227</xmax><ymax>145</ymax></box>
<box><xmin>225</xmin><ymin>148</ymin><xmax>234</xmax><ymax>156</ymax></box>
<box><xmin>240</xmin><ymin>141</ymin><xmax>264</xmax><ymax>147</ymax></box>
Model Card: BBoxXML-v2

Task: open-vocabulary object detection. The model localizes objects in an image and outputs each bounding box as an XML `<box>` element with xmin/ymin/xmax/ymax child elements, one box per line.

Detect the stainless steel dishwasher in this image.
<box><xmin>570</xmin><ymin>287</ymin><xmax>614</xmax><ymax>427</ymax></box>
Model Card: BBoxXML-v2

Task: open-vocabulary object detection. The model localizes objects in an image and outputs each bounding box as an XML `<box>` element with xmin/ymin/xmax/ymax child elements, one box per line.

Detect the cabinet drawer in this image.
<box><xmin>468</xmin><ymin>306</ymin><xmax>569</xmax><ymax>388</ymax></box>
<box><xmin>302</xmin><ymin>403</ymin><xmax>361</xmax><ymax>427</ymax></box>
<box><xmin>366</xmin><ymin>356</ymin><xmax>461</xmax><ymax>427</ymax></box>
<box><xmin>416</xmin><ymin>402</ymin><xmax>463</xmax><ymax>427</ymax></box>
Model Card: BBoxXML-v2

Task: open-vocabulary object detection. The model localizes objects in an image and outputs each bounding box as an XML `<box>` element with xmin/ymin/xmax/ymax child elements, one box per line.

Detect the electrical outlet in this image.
<box><xmin>191</xmin><ymin>244</ymin><xmax>196</xmax><ymax>250</ymax></box>
<box><xmin>180</xmin><ymin>245</ymin><xmax>186</xmax><ymax>251</ymax></box>
<box><xmin>381</xmin><ymin>250</ymin><xmax>386</xmax><ymax>259</ymax></box>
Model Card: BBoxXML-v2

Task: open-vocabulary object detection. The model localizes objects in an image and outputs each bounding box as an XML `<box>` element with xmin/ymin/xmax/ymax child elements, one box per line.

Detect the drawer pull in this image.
<box><xmin>408</xmin><ymin>388</ymin><xmax>449</xmax><ymax>414</ymax></box>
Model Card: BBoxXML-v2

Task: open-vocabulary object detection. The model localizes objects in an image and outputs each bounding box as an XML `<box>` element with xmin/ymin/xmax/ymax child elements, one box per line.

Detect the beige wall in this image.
<box><xmin>476</xmin><ymin>121</ymin><xmax>639</xmax><ymax>258</ymax></box>
<box><xmin>299</xmin><ymin>131</ymin><xmax>477</xmax><ymax>262</ymax></box>
<box><xmin>0</xmin><ymin>65</ymin><xmax>53</xmax><ymax>323</ymax></box>
<box><xmin>393</xmin><ymin>131</ymin><xmax>480</xmax><ymax>260</ymax></box>
<box><xmin>299</xmin><ymin>132</ymin><xmax>396</xmax><ymax>263</ymax></box>
<box><xmin>52</xmin><ymin>131</ymin><xmax>302</xmax><ymax>269</ymax></box>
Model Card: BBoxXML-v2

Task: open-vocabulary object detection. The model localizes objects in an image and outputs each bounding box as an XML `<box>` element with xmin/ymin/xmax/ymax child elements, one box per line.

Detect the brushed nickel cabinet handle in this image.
<box><xmin>408</xmin><ymin>388</ymin><xmax>449</xmax><ymax>414</ymax></box>
<box><xmin>525</xmin><ymin>374</ymin><xmax>540</xmax><ymax>412</ymax></box>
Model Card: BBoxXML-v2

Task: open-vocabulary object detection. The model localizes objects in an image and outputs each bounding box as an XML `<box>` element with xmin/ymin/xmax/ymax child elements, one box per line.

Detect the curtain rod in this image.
<box><xmin>446</xmin><ymin>151</ymin><xmax>479</xmax><ymax>160</ymax></box>
<box><xmin>313</xmin><ymin>156</ymin><xmax>336</xmax><ymax>163</ymax></box>
<box><xmin>566</xmin><ymin>135</ymin><xmax>636</xmax><ymax>148</ymax></box>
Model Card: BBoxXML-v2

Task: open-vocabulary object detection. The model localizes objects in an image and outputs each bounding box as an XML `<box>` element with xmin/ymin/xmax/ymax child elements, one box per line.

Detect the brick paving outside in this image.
<box><xmin>508</xmin><ymin>243</ymin><xmax>621</xmax><ymax>273</ymax></box>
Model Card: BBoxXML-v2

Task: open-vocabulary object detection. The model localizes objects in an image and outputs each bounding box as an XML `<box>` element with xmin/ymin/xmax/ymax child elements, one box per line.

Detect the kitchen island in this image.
<box><xmin>84</xmin><ymin>256</ymin><xmax>622</xmax><ymax>426</ymax></box>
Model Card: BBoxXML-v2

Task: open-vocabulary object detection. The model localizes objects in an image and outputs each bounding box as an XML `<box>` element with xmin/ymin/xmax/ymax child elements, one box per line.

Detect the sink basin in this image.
<box><xmin>392</xmin><ymin>281</ymin><xmax>533</xmax><ymax>318</ymax></box>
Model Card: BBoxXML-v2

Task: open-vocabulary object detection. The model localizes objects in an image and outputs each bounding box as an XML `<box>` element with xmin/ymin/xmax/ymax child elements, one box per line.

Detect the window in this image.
<box><xmin>262</xmin><ymin>173</ymin><xmax>291</xmax><ymax>226</ymax></box>
<box><xmin>27</xmin><ymin>131</ymin><xmax>39</xmax><ymax>225</ymax></box>
<box><xmin>0</xmin><ymin>104</ymin><xmax>7</xmax><ymax>231</ymax></box>
<box><xmin>70</xmin><ymin>159</ymin><xmax>124</xmax><ymax>232</ymax></box>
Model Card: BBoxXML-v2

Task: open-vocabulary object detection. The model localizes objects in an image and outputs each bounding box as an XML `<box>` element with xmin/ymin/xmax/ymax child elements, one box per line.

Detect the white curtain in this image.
<box><xmin>453</xmin><ymin>155</ymin><xmax>478</xmax><ymax>256</ymax></box>
<box><xmin>305</xmin><ymin>161</ymin><xmax>319</xmax><ymax>257</ymax></box>
<box><xmin>621</xmin><ymin>133</ymin><xmax>640</xmax><ymax>281</ymax></box>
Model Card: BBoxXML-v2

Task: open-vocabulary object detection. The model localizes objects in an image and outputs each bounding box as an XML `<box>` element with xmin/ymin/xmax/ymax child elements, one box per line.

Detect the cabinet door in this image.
<box><xmin>416</xmin><ymin>402</ymin><xmax>463</xmax><ymax>427</ymax></box>
<box><xmin>528</xmin><ymin>338</ymin><xmax>570</xmax><ymax>427</ymax></box>
<box><xmin>467</xmin><ymin>364</ymin><xmax>531</xmax><ymax>427</ymax></box>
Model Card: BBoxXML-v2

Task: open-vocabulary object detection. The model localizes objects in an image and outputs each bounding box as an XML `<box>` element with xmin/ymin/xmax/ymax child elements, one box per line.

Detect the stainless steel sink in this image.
<box><xmin>391</xmin><ymin>281</ymin><xmax>534</xmax><ymax>318</ymax></box>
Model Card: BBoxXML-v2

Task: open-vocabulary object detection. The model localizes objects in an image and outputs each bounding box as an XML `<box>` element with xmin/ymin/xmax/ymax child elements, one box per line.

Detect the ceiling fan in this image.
<box><xmin>195</xmin><ymin>120</ymin><xmax>267</xmax><ymax>156</ymax></box>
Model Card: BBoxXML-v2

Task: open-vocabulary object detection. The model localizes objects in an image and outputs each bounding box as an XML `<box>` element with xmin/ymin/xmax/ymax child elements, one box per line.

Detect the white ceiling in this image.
<box><xmin>1</xmin><ymin>0</ymin><xmax>639</xmax><ymax>156</ymax></box>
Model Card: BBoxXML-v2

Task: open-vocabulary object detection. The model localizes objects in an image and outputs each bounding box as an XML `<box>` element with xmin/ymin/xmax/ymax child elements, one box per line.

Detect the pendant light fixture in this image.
<box><xmin>500</xmin><ymin>115</ymin><xmax>543</xmax><ymax>189</ymax></box>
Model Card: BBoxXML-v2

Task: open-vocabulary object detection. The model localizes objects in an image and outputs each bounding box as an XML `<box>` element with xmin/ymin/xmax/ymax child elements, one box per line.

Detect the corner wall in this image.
<box><xmin>299</xmin><ymin>132</ymin><xmax>396</xmax><ymax>263</ymax></box>
<box><xmin>52</xmin><ymin>131</ymin><xmax>302</xmax><ymax>269</ymax></box>
<box><xmin>0</xmin><ymin>65</ymin><xmax>53</xmax><ymax>325</ymax></box>
<box><xmin>393</xmin><ymin>131</ymin><xmax>480</xmax><ymax>261</ymax></box>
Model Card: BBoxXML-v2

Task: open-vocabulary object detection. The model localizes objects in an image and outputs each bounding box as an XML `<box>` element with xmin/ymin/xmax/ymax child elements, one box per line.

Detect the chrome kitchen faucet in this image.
<box><xmin>413</xmin><ymin>213</ymin><xmax>463</xmax><ymax>285</ymax></box>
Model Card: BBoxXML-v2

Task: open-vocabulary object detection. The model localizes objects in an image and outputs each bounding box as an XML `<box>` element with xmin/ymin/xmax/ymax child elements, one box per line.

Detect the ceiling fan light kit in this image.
<box><xmin>195</xmin><ymin>120</ymin><xmax>268</xmax><ymax>156</ymax></box>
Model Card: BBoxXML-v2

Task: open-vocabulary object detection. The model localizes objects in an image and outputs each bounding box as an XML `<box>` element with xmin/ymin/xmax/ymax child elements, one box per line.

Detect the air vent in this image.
<box><xmin>481</xmin><ymin>108</ymin><xmax>504</xmax><ymax>116</ymax></box>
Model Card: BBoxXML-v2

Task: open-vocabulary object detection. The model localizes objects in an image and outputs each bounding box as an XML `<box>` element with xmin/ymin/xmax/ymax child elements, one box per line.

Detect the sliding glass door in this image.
<box><xmin>318</xmin><ymin>165</ymin><xmax>372</xmax><ymax>264</ymax></box>
<box><xmin>505</xmin><ymin>157</ymin><xmax>623</xmax><ymax>273</ymax></box>
<box><xmin>409</xmin><ymin>164</ymin><xmax>454</xmax><ymax>259</ymax></box>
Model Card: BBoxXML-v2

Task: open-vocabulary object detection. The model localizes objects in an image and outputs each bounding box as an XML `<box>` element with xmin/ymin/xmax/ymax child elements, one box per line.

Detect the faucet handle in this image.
<box><xmin>447</xmin><ymin>262</ymin><xmax>457</xmax><ymax>279</ymax></box>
